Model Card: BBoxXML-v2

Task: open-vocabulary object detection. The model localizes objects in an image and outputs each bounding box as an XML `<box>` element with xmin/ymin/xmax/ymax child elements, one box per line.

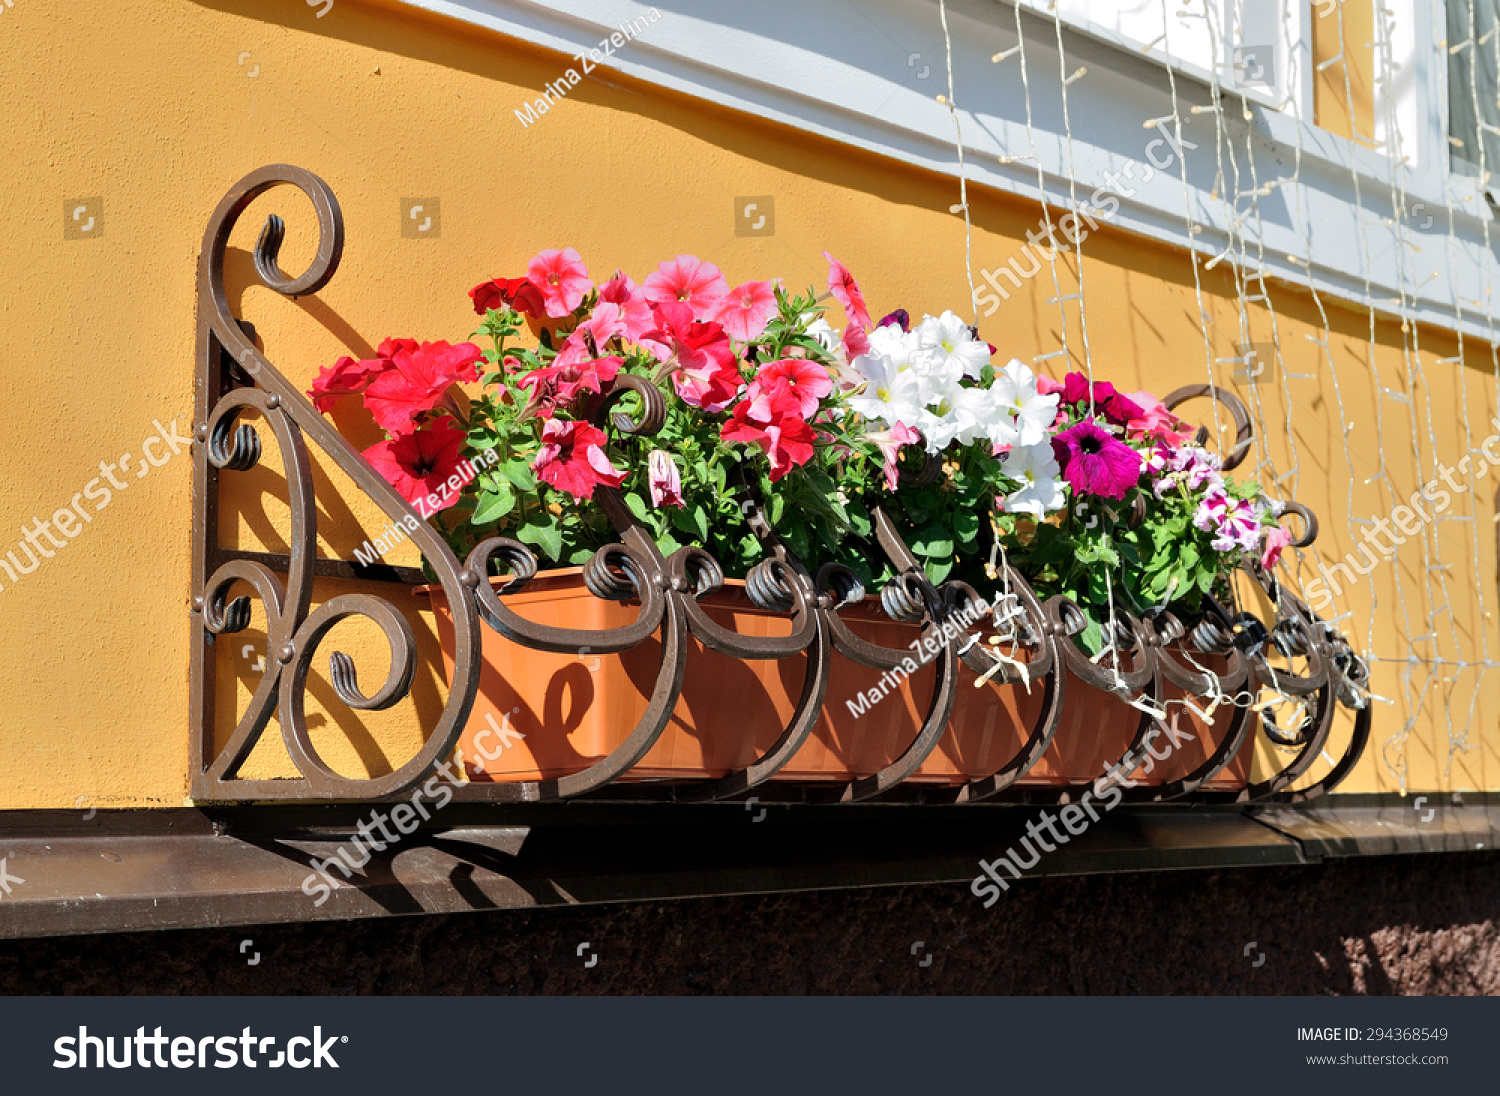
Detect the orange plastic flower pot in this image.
<box><xmin>421</xmin><ymin>569</ymin><xmax>1251</xmax><ymax>790</ymax></box>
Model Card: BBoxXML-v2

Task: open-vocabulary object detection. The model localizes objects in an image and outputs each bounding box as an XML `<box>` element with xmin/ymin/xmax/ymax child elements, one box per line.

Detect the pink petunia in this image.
<box><xmin>526</xmin><ymin>247</ymin><xmax>593</xmax><ymax>318</ymax></box>
<box><xmin>1126</xmin><ymin>390</ymin><xmax>1197</xmax><ymax>447</ymax></box>
<box><xmin>842</xmin><ymin>323</ymin><xmax>871</xmax><ymax>359</ymax></box>
<box><xmin>599</xmin><ymin>271</ymin><xmax>660</xmax><ymax>348</ymax></box>
<box><xmin>574</xmin><ymin>300</ymin><xmax>628</xmax><ymax>354</ymax></box>
<box><xmin>516</xmin><ymin>355</ymin><xmax>622</xmax><ymax>420</ymax></box>
<box><xmin>643</xmin><ymin>255</ymin><xmax>731</xmax><ymax>320</ymax></box>
<box><xmin>648</xmin><ymin>449</ymin><xmax>684</xmax><ymax>508</ymax></box>
<box><xmin>823</xmin><ymin>251</ymin><xmax>872</xmax><ymax>329</ymax></box>
<box><xmin>532</xmin><ymin>419</ymin><xmax>626</xmax><ymax>501</ymax></box>
<box><xmin>867</xmin><ymin>421</ymin><xmax>921</xmax><ymax>491</ymax></box>
<box><xmin>644</xmin><ymin>301</ymin><xmax>743</xmax><ymax>412</ymax></box>
<box><xmin>745</xmin><ymin>358</ymin><xmax>832</xmax><ymax>423</ymax></box>
<box><xmin>711</xmin><ymin>280</ymin><xmax>778</xmax><ymax>342</ymax></box>
<box><xmin>1051</xmin><ymin>418</ymin><xmax>1142</xmax><ymax>500</ymax></box>
<box><xmin>1261</xmin><ymin>524</ymin><xmax>1293</xmax><ymax>570</ymax></box>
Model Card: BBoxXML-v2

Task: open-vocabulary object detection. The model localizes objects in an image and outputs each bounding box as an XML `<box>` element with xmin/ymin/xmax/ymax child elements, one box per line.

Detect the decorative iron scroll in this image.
<box><xmin>190</xmin><ymin>166</ymin><xmax>1370</xmax><ymax>805</ymax></box>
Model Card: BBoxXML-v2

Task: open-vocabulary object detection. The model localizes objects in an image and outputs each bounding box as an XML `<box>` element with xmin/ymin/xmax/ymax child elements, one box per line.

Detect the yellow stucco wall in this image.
<box><xmin>0</xmin><ymin>0</ymin><xmax>1491</xmax><ymax>807</ymax></box>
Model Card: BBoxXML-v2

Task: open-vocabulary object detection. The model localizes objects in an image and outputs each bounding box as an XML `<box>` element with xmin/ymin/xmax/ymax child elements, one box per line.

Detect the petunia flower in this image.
<box><xmin>1057</xmin><ymin>372</ymin><xmax>1143</xmax><ymax>424</ymax></box>
<box><xmin>599</xmin><ymin>271</ymin><xmax>660</xmax><ymax>347</ymax></box>
<box><xmin>648</xmin><ymin>449</ymin><xmax>684</xmax><ymax>508</ymax></box>
<box><xmin>469</xmin><ymin>277</ymin><xmax>546</xmax><ymax>318</ymax></box>
<box><xmin>1051</xmin><ymin>418</ymin><xmax>1142</xmax><ymax>499</ymax></box>
<box><xmin>1126</xmin><ymin>390</ymin><xmax>1196</xmax><ymax>447</ymax></box>
<box><xmin>643</xmin><ymin>255</ymin><xmax>731</xmax><ymax>320</ymax></box>
<box><xmin>645</xmin><ymin>301</ymin><xmax>743</xmax><ymax>412</ymax></box>
<box><xmin>516</xmin><ymin>356</ymin><xmax>622</xmax><ymax>420</ymax></box>
<box><xmin>712</xmin><ymin>280</ymin><xmax>778</xmax><ymax>342</ymax></box>
<box><xmin>1166</xmin><ymin>445</ymin><xmax>1224</xmax><ymax>492</ymax></box>
<box><xmin>865</xmin><ymin>421</ymin><xmax>922</xmax><ymax>491</ymax></box>
<box><xmin>988</xmin><ymin>358</ymin><xmax>1060</xmax><ymax>447</ymax></box>
<box><xmin>1001</xmin><ymin>441</ymin><xmax>1066</xmax><ymax>518</ymax></box>
<box><xmin>720</xmin><ymin>393</ymin><xmax>818</xmax><ymax>481</ymax></box>
<box><xmin>842</xmin><ymin>323</ymin><xmax>871</xmax><ymax>360</ymax></box>
<box><xmin>823</xmin><ymin>251</ymin><xmax>873</xmax><ymax>329</ymax></box>
<box><xmin>914</xmin><ymin>310</ymin><xmax>991</xmax><ymax>381</ymax></box>
<box><xmin>877</xmin><ymin>309</ymin><xmax>911</xmax><ymax>332</ymax></box>
<box><xmin>573</xmin><ymin>300</ymin><xmax>628</xmax><ymax>354</ymax></box>
<box><xmin>309</xmin><ymin>338</ymin><xmax>420</xmax><ymax>413</ymax></box>
<box><xmin>746</xmin><ymin>358</ymin><xmax>833</xmax><ymax>422</ymax></box>
<box><xmin>532</xmin><ymin>418</ymin><xmax>626</xmax><ymax>501</ymax></box>
<box><xmin>919</xmin><ymin>385</ymin><xmax>992</xmax><ymax>451</ymax></box>
<box><xmin>363</xmin><ymin>417</ymin><xmax>469</xmax><ymax>511</ymax></box>
<box><xmin>361</xmin><ymin>340</ymin><xmax>483</xmax><ymax>434</ymax></box>
<box><xmin>526</xmin><ymin>248</ymin><xmax>593</xmax><ymax>318</ymax></box>
<box><xmin>1261</xmin><ymin>523</ymin><xmax>1293</xmax><ymax>570</ymax></box>
<box><xmin>847</xmin><ymin>349</ymin><xmax>924</xmax><ymax>432</ymax></box>
<box><xmin>1212</xmin><ymin>496</ymin><xmax>1264</xmax><ymax>554</ymax></box>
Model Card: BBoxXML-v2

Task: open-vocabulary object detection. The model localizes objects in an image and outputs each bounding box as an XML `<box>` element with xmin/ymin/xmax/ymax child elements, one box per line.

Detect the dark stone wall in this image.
<box><xmin>2</xmin><ymin>851</ymin><xmax>1497</xmax><ymax>994</ymax></box>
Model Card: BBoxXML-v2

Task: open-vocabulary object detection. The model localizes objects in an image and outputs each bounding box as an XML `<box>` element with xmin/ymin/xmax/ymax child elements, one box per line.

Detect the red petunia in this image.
<box><xmin>823</xmin><ymin>251</ymin><xmax>872</xmax><ymax>330</ymax></box>
<box><xmin>309</xmin><ymin>338</ymin><xmax>418</xmax><ymax>413</ymax></box>
<box><xmin>470</xmin><ymin>277</ymin><xmax>546</xmax><ymax>318</ymax></box>
<box><xmin>516</xmin><ymin>355</ymin><xmax>623</xmax><ymax>419</ymax></box>
<box><xmin>532</xmin><ymin>419</ymin><xmax>627</xmax><ymax>501</ymax></box>
<box><xmin>721</xmin><ymin>392</ymin><xmax>818</xmax><ymax>481</ymax></box>
<box><xmin>361</xmin><ymin>340</ymin><xmax>483</xmax><ymax>434</ymax></box>
<box><xmin>645</xmin><ymin>301</ymin><xmax>743</xmax><ymax>412</ymax></box>
<box><xmin>363</xmin><ymin>417</ymin><xmax>470</xmax><ymax>511</ymax></box>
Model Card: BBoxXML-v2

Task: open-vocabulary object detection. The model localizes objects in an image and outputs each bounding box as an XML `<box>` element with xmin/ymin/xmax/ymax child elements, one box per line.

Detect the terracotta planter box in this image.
<box><xmin>423</xmin><ymin>570</ymin><xmax>1250</xmax><ymax>790</ymax></box>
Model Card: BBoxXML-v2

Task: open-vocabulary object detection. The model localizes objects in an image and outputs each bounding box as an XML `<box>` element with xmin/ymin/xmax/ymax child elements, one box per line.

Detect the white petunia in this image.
<box><xmin>988</xmin><ymin>358</ymin><xmax>1059</xmax><ymax>447</ymax></box>
<box><xmin>848</xmin><ymin>350</ymin><xmax>925</xmax><ymax>428</ymax></box>
<box><xmin>913</xmin><ymin>310</ymin><xmax>992</xmax><ymax>380</ymax></box>
<box><xmin>857</xmin><ymin>322</ymin><xmax>919</xmax><ymax>377</ymax></box>
<box><xmin>802</xmin><ymin>316</ymin><xmax>843</xmax><ymax>360</ymax></box>
<box><xmin>919</xmin><ymin>385</ymin><xmax>992</xmax><ymax>452</ymax></box>
<box><xmin>1001</xmin><ymin>441</ymin><xmax>1065</xmax><ymax>517</ymax></box>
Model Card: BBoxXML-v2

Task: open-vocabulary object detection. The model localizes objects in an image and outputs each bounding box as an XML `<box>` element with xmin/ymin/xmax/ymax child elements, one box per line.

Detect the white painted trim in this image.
<box><xmin>391</xmin><ymin>0</ymin><xmax>1500</xmax><ymax>341</ymax></box>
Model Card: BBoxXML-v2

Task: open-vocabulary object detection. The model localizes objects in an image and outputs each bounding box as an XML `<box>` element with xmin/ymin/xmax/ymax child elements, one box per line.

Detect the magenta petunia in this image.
<box><xmin>1056</xmin><ymin>372</ymin><xmax>1145</xmax><ymax>425</ymax></box>
<box><xmin>1050</xmin><ymin>418</ymin><xmax>1142</xmax><ymax>500</ymax></box>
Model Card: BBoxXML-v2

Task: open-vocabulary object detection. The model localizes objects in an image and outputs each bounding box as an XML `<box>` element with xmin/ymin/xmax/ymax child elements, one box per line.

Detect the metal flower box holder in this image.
<box><xmin>189</xmin><ymin>165</ymin><xmax>1371</xmax><ymax>807</ymax></box>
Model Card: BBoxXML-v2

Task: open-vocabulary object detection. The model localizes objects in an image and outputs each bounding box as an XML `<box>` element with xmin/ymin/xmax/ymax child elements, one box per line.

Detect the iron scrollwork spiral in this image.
<box><xmin>190</xmin><ymin>166</ymin><xmax>1368</xmax><ymax>805</ymax></box>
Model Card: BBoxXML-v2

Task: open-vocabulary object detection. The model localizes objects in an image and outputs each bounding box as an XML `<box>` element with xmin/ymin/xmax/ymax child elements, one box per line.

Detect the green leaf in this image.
<box><xmin>911</xmin><ymin>522</ymin><xmax>954</xmax><ymax>559</ymax></box>
<box><xmin>624</xmin><ymin>491</ymin><xmax>650</xmax><ymax>522</ymax></box>
<box><xmin>924</xmin><ymin>557</ymin><xmax>954</xmax><ymax>585</ymax></box>
<box><xmin>670</xmin><ymin>503</ymin><xmax>710</xmax><ymax>542</ymax></box>
<box><xmin>471</xmin><ymin>481</ymin><xmax>516</xmax><ymax>524</ymax></box>
<box><xmin>503</xmin><ymin>460</ymin><xmax>537</xmax><ymax>493</ymax></box>
<box><xmin>952</xmin><ymin>508</ymin><xmax>980</xmax><ymax>546</ymax></box>
<box><xmin>516</xmin><ymin>516</ymin><xmax>563</xmax><ymax>561</ymax></box>
<box><xmin>1077</xmin><ymin>614</ymin><xmax>1104</xmax><ymax>656</ymax></box>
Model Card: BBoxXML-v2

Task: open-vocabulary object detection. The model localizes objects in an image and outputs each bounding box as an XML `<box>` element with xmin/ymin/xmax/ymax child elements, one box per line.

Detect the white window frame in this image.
<box><xmin>394</xmin><ymin>0</ymin><xmax>1497</xmax><ymax>340</ymax></box>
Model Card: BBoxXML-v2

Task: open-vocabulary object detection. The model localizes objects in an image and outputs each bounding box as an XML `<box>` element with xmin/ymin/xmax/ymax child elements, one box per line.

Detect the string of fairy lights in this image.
<box><xmin>932</xmin><ymin>0</ymin><xmax>1499</xmax><ymax>790</ymax></box>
